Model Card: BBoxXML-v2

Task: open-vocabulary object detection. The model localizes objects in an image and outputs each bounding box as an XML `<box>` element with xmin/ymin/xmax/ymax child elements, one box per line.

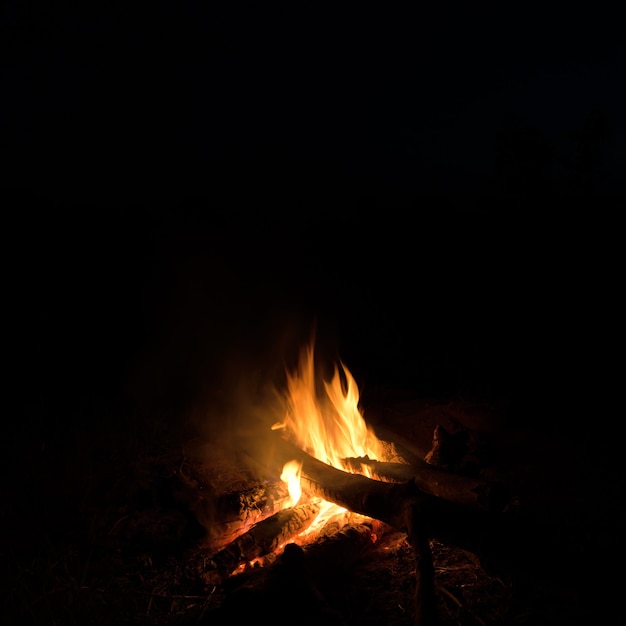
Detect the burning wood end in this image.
<box><xmin>210</xmin><ymin>501</ymin><xmax>321</xmax><ymax>576</ymax></box>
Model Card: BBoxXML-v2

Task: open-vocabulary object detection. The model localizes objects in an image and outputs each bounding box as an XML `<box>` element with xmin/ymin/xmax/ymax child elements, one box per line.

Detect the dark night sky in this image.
<box><xmin>3</xmin><ymin>2</ymin><xmax>623</xmax><ymax>431</ymax></box>
<box><xmin>2</xmin><ymin>2</ymin><xmax>625</xmax><ymax>206</ymax></box>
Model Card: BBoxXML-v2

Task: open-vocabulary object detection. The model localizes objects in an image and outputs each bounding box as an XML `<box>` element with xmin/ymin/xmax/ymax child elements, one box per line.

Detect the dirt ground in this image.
<box><xmin>5</xmin><ymin>383</ymin><xmax>621</xmax><ymax>626</ymax></box>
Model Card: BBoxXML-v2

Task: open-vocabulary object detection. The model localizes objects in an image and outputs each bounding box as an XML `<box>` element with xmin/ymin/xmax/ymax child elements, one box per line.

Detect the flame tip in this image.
<box><xmin>275</xmin><ymin>342</ymin><xmax>385</xmax><ymax>536</ymax></box>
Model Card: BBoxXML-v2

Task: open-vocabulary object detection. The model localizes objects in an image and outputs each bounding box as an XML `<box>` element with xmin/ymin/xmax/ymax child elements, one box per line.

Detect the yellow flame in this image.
<box><xmin>280</xmin><ymin>459</ymin><xmax>302</xmax><ymax>507</ymax></box>
<box><xmin>275</xmin><ymin>342</ymin><xmax>384</xmax><ymax>531</ymax></box>
<box><xmin>278</xmin><ymin>342</ymin><xmax>383</xmax><ymax>471</ymax></box>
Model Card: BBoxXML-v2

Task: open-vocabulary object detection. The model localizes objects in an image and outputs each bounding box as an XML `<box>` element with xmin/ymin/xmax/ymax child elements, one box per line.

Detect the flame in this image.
<box><xmin>273</xmin><ymin>342</ymin><xmax>384</xmax><ymax>532</ymax></box>
<box><xmin>280</xmin><ymin>459</ymin><xmax>302</xmax><ymax>506</ymax></box>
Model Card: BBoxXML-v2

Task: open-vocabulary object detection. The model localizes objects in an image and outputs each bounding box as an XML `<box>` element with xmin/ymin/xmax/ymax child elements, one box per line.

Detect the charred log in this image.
<box><xmin>213</xmin><ymin>521</ymin><xmax>381</xmax><ymax>626</ymax></box>
<box><xmin>209</xmin><ymin>501</ymin><xmax>321</xmax><ymax>576</ymax></box>
<box><xmin>255</xmin><ymin>436</ymin><xmax>509</xmax><ymax>531</ymax></box>
<box><xmin>224</xmin><ymin>519</ymin><xmax>379</xmax><ymax>589</ymax></box>
<box><xmin>299</xmin><ymin>518</ymin><xmax>381</xmax><ymax>571</ymax></box>
<box><xmin>343</xmin><ymin>456</ymin><xmax>511</xmax><ymax>513</ymax></box>
<box><xmin>245</xmin><ymin>434</ymin><xmax>414</xmax><ymax>529</ymax></box>
<box><xmin>207</xmin><ymin>482</ymin><xmax>291</xmax><ymax>549</ymax></box>
<box><xmin>174</xmin><ymin>469</ymin><xmax>291</xmax><ymax>550</ymax></box>
<box><xmin>248</xmin><ymin>435</ymin><xmax>517</xmax><ymax>566</ymax></box>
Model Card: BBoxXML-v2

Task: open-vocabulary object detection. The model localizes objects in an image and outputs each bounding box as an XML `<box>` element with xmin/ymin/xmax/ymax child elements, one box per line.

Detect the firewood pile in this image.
<box><xmin>148</xmin><ymin>395</ymin><xmax>524</xmax><ymax>626</ymax></box>
<box><xmin>32</xmin><ymin>391</ymin><xmax>604</xmax><ymax>626</ymax></box>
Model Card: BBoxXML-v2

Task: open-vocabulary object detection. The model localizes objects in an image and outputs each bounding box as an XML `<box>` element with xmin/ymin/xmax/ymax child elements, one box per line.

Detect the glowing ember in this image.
<box><xmin>272</xmin><ymin>342</ymin><xmax>385</xmax><ymax>533</ymax></box>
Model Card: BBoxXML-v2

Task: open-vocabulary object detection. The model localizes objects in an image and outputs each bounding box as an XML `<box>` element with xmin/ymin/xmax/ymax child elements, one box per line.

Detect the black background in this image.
<box><xmin>3</xmin><ymin>1</ymin><xmax>623</xmax><ymax>443</ymax></box>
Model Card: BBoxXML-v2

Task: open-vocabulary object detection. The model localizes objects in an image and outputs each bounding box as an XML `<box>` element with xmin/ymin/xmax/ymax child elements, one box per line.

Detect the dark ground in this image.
<box><xmin>4</xmin><ymin>197</ymin><xmax>623</xmax><ymax>625</ymax></box>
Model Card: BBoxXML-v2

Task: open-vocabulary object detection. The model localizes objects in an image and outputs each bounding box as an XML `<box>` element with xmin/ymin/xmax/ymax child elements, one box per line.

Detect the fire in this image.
<box><xmin>272</xmin><ymin>342</ymin><xmax>384</xmax><ymax>532</ymax></box>
<box><xmin>280</xmin><ymin>459</ymin><xmax>302</xmax><ymax>505</ymax></box>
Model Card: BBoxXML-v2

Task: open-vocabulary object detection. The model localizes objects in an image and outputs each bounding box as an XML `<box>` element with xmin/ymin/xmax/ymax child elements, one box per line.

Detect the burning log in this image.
<box><xmin>225</xmin><ymin>518</ymin><xmax>379</xmax><ymax>588</ymax></box>
<box><xmin>244</xmin><ymin>434</ymin><xmax>517</xmax><ymax>625</ymax></box>
<box><xmin>343</xmin><ymin>456</ymin><xmax>510</xmax><ymax>512</ymax></box>
<box><xmin>213</xmin><ymin>520</ymin><xmax>381</xmax><ymax>626</ymax></box>
<box><xmin>205</xmin><ymin>481</ymin><xmax>291</xmax><ymax>549</ymax></box>
<box><xmin>302</xmin><ymin>519</ymin><xmax>379</xmax><ymax>566</ymax></box>
<box><xmin>257</xmin><ymin>435</ymin><xmax>510</xmax><ymax>528</ymax></box>
<box><xmin>173</xmin><ymin>467</ymin><xmax>292</xmax><ymax>550</ymax></box>
<box><xmin>246</xmin><ymin>434</ymin><xmax>416</xmax><ymax>529</ymax></box>
<box><xmin>210</xmin><ymin>501</ymin><xmax>321</xmax><ymax>577</ymax></box>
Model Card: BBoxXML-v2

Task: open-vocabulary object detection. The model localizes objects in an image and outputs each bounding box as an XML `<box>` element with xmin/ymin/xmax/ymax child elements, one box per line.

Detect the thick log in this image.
<box><xmin>208</xmin><ymin>482</ymin><xmax>291</xmax><ymax>548</ymax></box>
<box><xmin>282</xmin><ymin>445</ymin><xmax>420</xmax><ymax>530</ymax></box>
<box><xmin>174</xmin><ymin>471</ymin><xmax>291</xmax><ymax>550</ymax></box>
<box><xmin>252</xmin><ymin>435</ymin><xmax>504</xmax><ymax>531</ymax></box>
<box><xmin>343</xmin><ymin>456</ymin><xmax>510</xmax><ymax>513</ymax></box>
<box><xmin>210</xmin><ymin>501</ymin><xmax>321</xmax><ymax>576</ymax></box>
<box><xmin>239</xmin><ymin>432</ymin><xmax>516</xmax><ymax>558</ymax></box>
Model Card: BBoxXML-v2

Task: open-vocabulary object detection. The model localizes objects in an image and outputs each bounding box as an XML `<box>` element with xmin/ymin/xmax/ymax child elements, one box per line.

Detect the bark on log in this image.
<box><xmin>302</xmin><ymin>520</ymin><xmax>378</xmax><ymax>565</ymax></box>
<box><xmin>224</xmin><ymin>519</ymin><xmax>379</xmax><ymax>592</ymax></box>
<box><xmin>238</xmin><ymin>433</ymin><xmax>515</xmax><ymax>555</ymax></box>
<box><xmin>210</xmin><ymin>501</ymin><xmax>321</xmax><ymax>576</ymax></box>
<box><xmin>280</xmin><ymin>443</ymin><xmax>421</xmax><ymax>530</ymax></box>
<box><xmin>174</xmin><ymin>473</ymin><xmax>291</xmax><ymax>550</ymax></box>
<box><xmin>251</xmin><ymin>435</ymin><xmax>501</xmax><ymax>531</ymax></box>
<box><xmin>343</xmin><ymin>456</ymin><xmax>511</xmax><ymax>513</ymax></box>
<box><xmin>208</xmin><ymin>482</ymin><xmax>291</xmax><ymax>548</ymax></box>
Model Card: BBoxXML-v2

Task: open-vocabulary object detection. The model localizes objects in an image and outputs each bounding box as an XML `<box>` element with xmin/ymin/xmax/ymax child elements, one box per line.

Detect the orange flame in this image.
<box><xmin>273</xmin><ymin>342</ymin><xmax>384</xmax><ymax>531</ymax></box>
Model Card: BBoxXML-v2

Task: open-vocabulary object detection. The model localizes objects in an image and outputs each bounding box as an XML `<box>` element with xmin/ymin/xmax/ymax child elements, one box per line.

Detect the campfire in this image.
<box><xmin>169</xmin><ymin>339</ymin><xmax>518</xmax><ymax>625</ymax></box>
<box><xmin>7</xmin><ymin>209</ymin><xmax>613</xmax><ymax>626</ymax></box>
